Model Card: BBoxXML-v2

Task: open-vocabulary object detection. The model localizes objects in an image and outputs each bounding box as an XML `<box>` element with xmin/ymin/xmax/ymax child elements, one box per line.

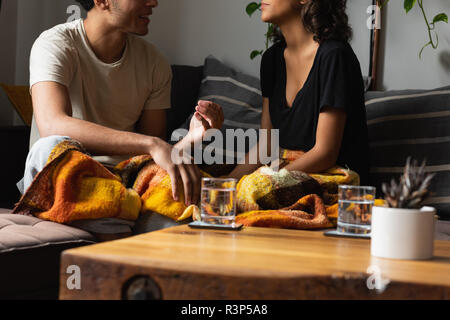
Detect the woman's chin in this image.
<box><xmin>261</xmin><ymin>13</ymin><xmax>272</xmax><ymax>24</ymax></box>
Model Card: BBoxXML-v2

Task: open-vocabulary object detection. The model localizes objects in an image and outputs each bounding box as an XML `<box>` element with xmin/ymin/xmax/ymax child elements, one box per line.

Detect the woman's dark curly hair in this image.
<box><xmin>75</xmin><ymin>0</ymin><xmax>94</xmax><ymax>11</ymax></box>
<box><xmin>272</xmin><ymin>0</ymin><xmax>352</xmax><ymax>44</ymax></box>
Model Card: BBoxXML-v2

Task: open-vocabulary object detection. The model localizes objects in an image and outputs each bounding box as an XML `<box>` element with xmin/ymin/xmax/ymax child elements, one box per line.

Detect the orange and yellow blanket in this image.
<box><xmin>13</xmin><ymin>141</ymin><xmax>141</xmax><ymax>223</ymax></box>
<box><xmin>13</xmin><ymin>141</ymin><xmax>372</xmax><ymax>230</ymax></box>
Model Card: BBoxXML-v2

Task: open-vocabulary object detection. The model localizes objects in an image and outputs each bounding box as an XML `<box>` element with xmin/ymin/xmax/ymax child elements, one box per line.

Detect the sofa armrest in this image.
<box><xmin>0</xmin><ymin>126</ymin><xmax>30</xmax><ymax>208</ymax></box>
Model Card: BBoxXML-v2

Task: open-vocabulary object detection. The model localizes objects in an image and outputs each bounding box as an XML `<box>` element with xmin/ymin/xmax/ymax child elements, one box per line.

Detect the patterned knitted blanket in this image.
<box><xmin>13</xmin><ymin>141</ymin><xmax>365</xmax><ymax>230</ymax></box>
<box><xmin>13</xmin><ymin>140</ymin><xmax>141</xmax><ymax>223</ymax></box>
<box><xmin>232</xmin><ymin>164</ymin><xmax>359</xmax><ymax>229</ymax></box>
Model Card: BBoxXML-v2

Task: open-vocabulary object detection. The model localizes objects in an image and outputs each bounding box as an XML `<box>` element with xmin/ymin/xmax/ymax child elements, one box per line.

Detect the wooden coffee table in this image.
<box><xmin>59</xmin><ymin>225</ymin><xmax>450</xmax><ymax>300</ymax></box>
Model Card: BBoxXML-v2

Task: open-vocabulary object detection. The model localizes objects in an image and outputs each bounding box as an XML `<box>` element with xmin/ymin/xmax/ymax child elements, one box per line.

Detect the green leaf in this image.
<box><xmin>267</xmin><ymin>23</ymin><xmax>274</xmax><ymax>36</ymax></box>
<box><xmin>404</xmin><ymin>0</ymin><xmax>416</xmax><ymax>13</ymax></box>
<box><xmin>250</xmin><ymin>50</ymin><xmax>263</xmax><ymax>60</ymax></box>
<box><xmin>246</xmin><ymin>2</ymin><xmax>261</xmax><ymax>17</ymax></box>
<box><xmin>432</xmin><ymin>13</ymin><xmax>448</xmax><ymax>24</ymax></box>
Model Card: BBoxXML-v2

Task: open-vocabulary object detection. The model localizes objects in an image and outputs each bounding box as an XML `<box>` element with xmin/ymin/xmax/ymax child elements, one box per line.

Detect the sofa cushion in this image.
<box><xmin>178</xmin><ymin>56</ymin><xmax>263</xmax><ymax>164</ymax></box>
<box><xmin>0</xmin><ymin>212</ymin><xmax>96</xmax><ymax>299</ymax></box>
<box><xmin>0</xmin><ymin>213</ymin><xmax>96</xmax><ymax>252</ymax></box>
<box><xmin>167</xmin><ymin>65</ymin><xmax>204</xmax><ymax>140</ymax></box>
<box><xmin>365</xmin><ymin>86</ymin><xmax>450</xmax><ymax>220</ymax></box>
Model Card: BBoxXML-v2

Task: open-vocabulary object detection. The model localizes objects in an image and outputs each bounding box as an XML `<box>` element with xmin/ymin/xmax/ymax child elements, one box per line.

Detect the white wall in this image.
<box><xmin>0</xmin><ymin>0</ymin><xmax>17</xmax><ymax>125</ymax></box>
<box><xmin>2</xmin><ymin>0</ymin><xmax>449</xmax><ymax>102</ymax></box>
<box><xmin>14</xmin><ymin>0</ymin><xmax>79</xmax><ymax>85</ymax></box>
<box><xmin>145</xmin><ymin>0</ymin><xmax>375</xmax><ymax>83</ymax></box>
<box><xmin>145</xmin><ymin>0</ymin><xmax>450</xmax><ymax>90</ymax></box>
<box><xmin>0</xmin><ymin>0</ymin><xmax>17</xmax><ymax>85</ymax></box>
<box><xmin>378</xmin><ymin>0</ymin><xmax>450</xmax><ymax>90</ymax></box>
<box><xmin>145</xmin><ymin>0</ymin><xmax>268</xmax><ymax>78</ymax></box>
<box><xmin>7</xmin><ymin>0</ymin><xmax>376</xmax><ymax>85</ymax></box>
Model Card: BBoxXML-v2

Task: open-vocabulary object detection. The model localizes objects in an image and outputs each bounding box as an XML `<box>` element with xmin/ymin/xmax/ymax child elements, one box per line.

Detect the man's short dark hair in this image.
<box><xmin>75</xmin><ymin>0</ymin><xmax>94</xmax><ymax>11</ymax></box>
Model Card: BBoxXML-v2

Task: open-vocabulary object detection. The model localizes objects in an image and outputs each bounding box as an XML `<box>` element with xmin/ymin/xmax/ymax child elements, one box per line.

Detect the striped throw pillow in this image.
<box><xmin>178</xmin><ymin>55</ymin><xmax>263</xmax><ymax>164</ymax></box>
<box><xmin>365</xmin><ymin>86</ymin><xmax>450</xmax><ymax>220</ymax></box>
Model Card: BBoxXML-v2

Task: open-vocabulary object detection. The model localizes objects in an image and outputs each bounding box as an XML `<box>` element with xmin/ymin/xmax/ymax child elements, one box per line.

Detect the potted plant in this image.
<box><xmin>371</xmin><ymin>157</ymin><xmax>437</xmax><ymax>260</ymax></box>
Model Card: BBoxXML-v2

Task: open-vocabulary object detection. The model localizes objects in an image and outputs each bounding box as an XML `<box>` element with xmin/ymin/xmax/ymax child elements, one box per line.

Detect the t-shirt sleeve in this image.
<box><xmin>319</xmin><ymin>48</ymin><xmax>360</xmax><ymax>113</ymax></box>
<box><xmin>29</xmin><ymin>32</ymin><xmax>75</xmax><ymax>89</ymax></box>
<box><xmin>260</xmin><ymin>45</ymin><xmax>277</xmax><ymax>98</ymax></box>
<box><xmin>143</xmin><ymin>49</ymin><xmax>172</xmax><ymax>111</ymax></box>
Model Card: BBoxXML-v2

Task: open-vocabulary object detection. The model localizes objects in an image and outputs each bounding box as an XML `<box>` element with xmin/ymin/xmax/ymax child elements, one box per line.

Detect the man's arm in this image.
<box><xmin>32</xmin><ymin>81</ymin><xmax>204</xmax><ymax>205</ymax></box>
<box><xmin>32</xmin><ymin>81</ymin><xmax>161</xmax><ymax>156</ymax></box>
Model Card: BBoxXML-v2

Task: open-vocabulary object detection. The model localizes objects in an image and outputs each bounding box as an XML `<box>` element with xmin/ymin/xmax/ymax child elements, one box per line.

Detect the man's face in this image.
<box><xmin>109</xmin><ymin>0</ymin><xmax>158</xmax><ymax>36</ymax></box>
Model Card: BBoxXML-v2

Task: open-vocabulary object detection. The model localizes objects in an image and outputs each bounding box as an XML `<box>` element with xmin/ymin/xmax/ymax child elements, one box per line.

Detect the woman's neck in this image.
<box><xmin>279</xmin><ymin>17</ymin><xmax>317</xmax><ymax>53</ymax></box>
<box><xmin>83</xmin><ymin>12</ymin><xmax>127</xmax><ymax>64</ymax></box>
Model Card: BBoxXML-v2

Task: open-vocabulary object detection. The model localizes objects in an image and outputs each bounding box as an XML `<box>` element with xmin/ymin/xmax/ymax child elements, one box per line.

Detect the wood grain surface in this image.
<box><xmin>59</xmin><ymin>225</ymin><xmax>450</xmax><ymax>300</ymax></box>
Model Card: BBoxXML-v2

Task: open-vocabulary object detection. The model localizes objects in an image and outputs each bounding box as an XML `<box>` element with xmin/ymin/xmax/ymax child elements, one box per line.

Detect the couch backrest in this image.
<box><xmin>167</xmin><ymin>65</ymin><xmax>204</xmax><ymax>139</ymax></box>
<box><xmin>365</xmin><ymin>86</ymin><xmax>450</xmax><ymax>220</ymax></box>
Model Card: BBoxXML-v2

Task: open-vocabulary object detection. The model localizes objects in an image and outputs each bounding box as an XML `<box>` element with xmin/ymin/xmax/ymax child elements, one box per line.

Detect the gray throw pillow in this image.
<box><xmin>176</xmin><ymin>55</ymin><xmax>263</xmax><ymax>164</ymax></box>
<box><xmin>365</xmin><ymin>86</ymin><xmax>450</xmax><ymax>220</ymax></box>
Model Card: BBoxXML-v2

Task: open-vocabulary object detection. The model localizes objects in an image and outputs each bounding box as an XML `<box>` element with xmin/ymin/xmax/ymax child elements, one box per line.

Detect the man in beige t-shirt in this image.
<box><xmin>19</xmin><ymin>0</ymin><xmax>223</xmax><ymax>237</ymax></box>
<box><xmin>29</xmin><ymin>17</ymin><xmax>172</xmax><ymax>166</ymax></box>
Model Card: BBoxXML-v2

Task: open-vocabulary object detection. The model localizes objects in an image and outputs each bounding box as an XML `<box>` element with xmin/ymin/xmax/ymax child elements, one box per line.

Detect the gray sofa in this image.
<box><xmin>0</xmin><ymin>210</ymin><xmax>95</xmax><ymax>299</ymax></box>
<box><xmin>0</xmin><ymin>64</ymin><xmax>449</xmax><ymax>299</ymax></box>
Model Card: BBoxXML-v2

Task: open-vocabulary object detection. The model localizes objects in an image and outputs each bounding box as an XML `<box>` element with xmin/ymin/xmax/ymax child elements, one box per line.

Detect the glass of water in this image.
<box><xmin>201</xmin><ymin>178</ymin><xmax>237</xmax><ymax>225</ymax></box>
<box><xmin>337</xmin><ymin>185</ymin><xmax>376</xmax><ymax>235</ymax></box>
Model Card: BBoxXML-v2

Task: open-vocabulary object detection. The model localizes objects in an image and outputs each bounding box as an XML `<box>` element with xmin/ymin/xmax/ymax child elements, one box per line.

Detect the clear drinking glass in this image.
<box><xmin>337</xmin><ymin>185</ymin><xmax>376</xmax><ymax>235</ymax></box>
<box><xmin>201</xmin><ymin>178</ymin><xmax>237</xmax><ymax>225</ymax></box>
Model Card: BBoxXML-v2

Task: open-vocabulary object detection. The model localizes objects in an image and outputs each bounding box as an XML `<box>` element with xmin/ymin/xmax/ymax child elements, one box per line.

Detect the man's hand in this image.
<box><xmin>188</xmin><ymin>100</ymin><xmax>224</xmax><ymax>142</ymax></box>
<box><xmin>149</xmin><ymin>138</ymin><xmax>201</xmax><ymax>206</ymax></box>
<box><xmin>148</xmin><ymin>101</ymin><xmax>223</xmax><ymax>205</ymax></box>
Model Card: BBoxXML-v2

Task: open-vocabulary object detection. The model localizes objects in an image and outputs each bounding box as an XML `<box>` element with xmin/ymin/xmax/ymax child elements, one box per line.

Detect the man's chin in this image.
<box><xmin>128</xmin><ymin>26</ymin><xmax>149</xmax><ymax>36</ymax></box>
<box><xmin>133</xmin><ymin>29</ymin><xmax>149</xmax><ymax>36</ymax></box>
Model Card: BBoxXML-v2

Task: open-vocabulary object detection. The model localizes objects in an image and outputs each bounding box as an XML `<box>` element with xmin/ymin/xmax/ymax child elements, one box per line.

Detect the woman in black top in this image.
<box><xmin>229</xmin><ymin>0</ymin><xmax>369</xmax><ymax>184</ymax></box>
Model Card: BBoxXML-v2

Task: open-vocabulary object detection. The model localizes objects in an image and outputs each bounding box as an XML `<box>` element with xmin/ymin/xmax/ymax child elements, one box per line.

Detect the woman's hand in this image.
<box><xmin>188</xmin><ymin>100</ymin><xmax>224</xmax><ymax>143</ymax></box>
<box><xmin>149</xmin><ymin>138</ymin><xmax>201</xmax><ymax>206</ymax></box>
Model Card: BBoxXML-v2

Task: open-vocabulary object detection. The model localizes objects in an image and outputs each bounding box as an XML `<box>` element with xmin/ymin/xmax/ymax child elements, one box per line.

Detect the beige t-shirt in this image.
<box><xmin>29</xmin><ymin>19</ymin><xmax>172</xmax><ymax>165</ymax></box>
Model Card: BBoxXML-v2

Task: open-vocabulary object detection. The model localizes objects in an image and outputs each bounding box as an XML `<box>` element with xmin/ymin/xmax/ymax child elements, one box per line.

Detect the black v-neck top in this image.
<box><xmin>261</xmin><ymin>40</ymin><xmax>370</xmax><ymax>184</ymax></box>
